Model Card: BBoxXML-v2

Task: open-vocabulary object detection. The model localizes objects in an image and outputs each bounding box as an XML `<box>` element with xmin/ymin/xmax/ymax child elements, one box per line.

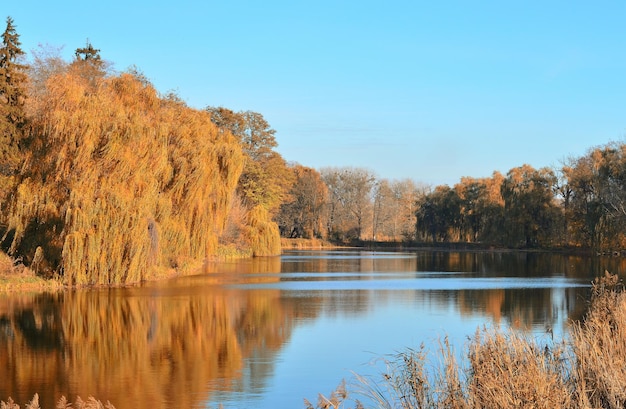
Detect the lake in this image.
<box><xmin>1</xmin><ymin>249</ymin><xmax>624</xmax><ymax>408</ymax></box>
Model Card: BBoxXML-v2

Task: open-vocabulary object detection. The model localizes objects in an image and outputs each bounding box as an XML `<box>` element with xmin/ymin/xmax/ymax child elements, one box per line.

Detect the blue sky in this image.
<box><xmin>7</xmin><ymin>1</ymin><xmax>626</xmax><ymax>186</ymax></box>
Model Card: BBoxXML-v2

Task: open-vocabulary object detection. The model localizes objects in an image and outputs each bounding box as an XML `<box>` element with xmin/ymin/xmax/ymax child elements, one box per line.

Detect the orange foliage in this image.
<box><xmin>2</xmin><ymin>71</ymin><xmax>245</xmax><ymax>285</ymax></box>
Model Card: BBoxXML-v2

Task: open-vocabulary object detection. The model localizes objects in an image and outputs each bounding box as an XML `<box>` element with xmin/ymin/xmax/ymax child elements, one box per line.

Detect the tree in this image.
<box><xmin>277</xmin><ymin>164</ymin><xmax>328</xmax><ymax>239</ymax></box>
<box><xmin>372</xmin><ymin>179</ymin><xmax>393</xmax><ymax>241</ymax></box>
<box><xmin>392</xmin><ymin>179</ymin><xmax>424</xmax><ymax>241</ymax></box>
<box><xmin>27</xmin><ymin>43</ymin><xmax>68</xmax><ymax>99</ymax></box>
<box><xmin>563</xmin><ymin>143</ymin><xmax>626</xmax><ymax>251</ymax></box>
<box><xmin>74</xmin><ymin>40</ymin><xmax>101</xmax><ymax>62</ymax></box>
<box><xmin>416</xmin><ymin>185</ymin><xmax>462</xmax><ymax>242</ymax></box>
<box><xmin>207</xmin><ymin>107</ymin><xmax>277</xmax><ymax>160</ymax></box>
<box><xmin>1</xmin><ymin>71</ymin><xmax>245</xmax><ymax>283</ymax></box>
<box><xmin>453</xmin><ymin>173</ymin><xmax>505</xmax><ymax>244</ymax></box>
<box><xmin>455</xmin><ymin>177</ymin><xmax>486</xmax><ymax>242</ymax></box>
<box><xmin>207</xmin><ymin>106</ymin><xmax>292</xmax><ymax>256</ymax></box>
<box><xmin>321</xmin><ymin>167</ymin><xmax>376</xmax><ymax>241</ymax></box>
<box><xmin>371</xmin><ymin>178</ymin><xmax>422</xmax><ymax>241</ymax></box>
<box><xmin>500</xmin><ymin>164</ymin><xmax>560</xmax><ymax>248</ymax></box>
<box><xmin>0</xmin><ymin>16</ymin><xmax>28</xmax><ymax>177</ymax></box>
<box><xmin>70</xmin><ymin>40</ymin><xmax>108</xmax><ymax>84</ymax></box>
<box><xmin>207</xmin><ymin>106</ymin><xmax>293</xmax><ymax>213</ymax></box>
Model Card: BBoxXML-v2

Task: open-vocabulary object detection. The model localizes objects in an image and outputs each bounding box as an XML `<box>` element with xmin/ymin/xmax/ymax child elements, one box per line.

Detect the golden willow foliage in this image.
<box><xmin>2</xmin><ymin>71</ymin><xmax>244</xmax><ymax>285</ymax></box>
<box><xmin>246</xmin><ymin>205</ymin><xmax>281</xmax><ymax>256</ymax></box>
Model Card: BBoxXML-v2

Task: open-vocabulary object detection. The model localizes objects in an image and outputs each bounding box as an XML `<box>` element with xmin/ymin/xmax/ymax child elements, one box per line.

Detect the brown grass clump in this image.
<box><xmin>280</xmin><ymin>237</ymin><xmax>336</xmax><ymax>249</ymax></box>
<box><xmin>349</xmin><ymin>332</ymin><xmax>571</xmax><ymax>409</ymax></box>
<box><xmin>0</xmin><ymin>394</ymin><xmax>115</xmax><ymax>409</ymax></box>
<box><xmin>466</xmin><ymin>328</ymin><xmax>571</xmax><ymax>408</ymax></box>
<box><xmin>0</xmin><ymin>251</ymin><xmax>62</xmax><ymax>292</ymax></box>
<box><xmin>1</xmin><ymin>70</ymin><xmax>246</xmax><ymax>285</ymax></box>
<box><xmin>570</xmin><ymin>271</ymin><xmax>626</xmax><ymax>409</ymax></box>
<box><xmin>0</xmin><ymin>251</ymin><xmax>17</xmax><ymax>275</ymax></box>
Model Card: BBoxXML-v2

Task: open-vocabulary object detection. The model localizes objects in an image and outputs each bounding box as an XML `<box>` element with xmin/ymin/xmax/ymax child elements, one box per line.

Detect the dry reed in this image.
<box><xmin>570</xmin><ymin>272</ymin><xmax>626</xmax><ymax>408</ymax></box>
<box><xmin>0</xmin><ymin>394</ymin><xmax>115</xmax><ymax>409</ymax></box>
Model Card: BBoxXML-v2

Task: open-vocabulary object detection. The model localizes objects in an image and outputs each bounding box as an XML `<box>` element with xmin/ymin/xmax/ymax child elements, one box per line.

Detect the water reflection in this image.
<box><xmin>0</xmin><ymin>257</ymin><xmax>290</xmax><ymax>409</ymax></box>
<box><xmin>0</xmin><ymin>250</ymin><xmax>623</xmax><ymax>408</ymax></box>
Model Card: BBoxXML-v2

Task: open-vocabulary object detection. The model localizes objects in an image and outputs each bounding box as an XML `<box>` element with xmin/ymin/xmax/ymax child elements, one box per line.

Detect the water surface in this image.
<box><xmin>1</xmin><ymin>250</ymin><xmax>624</xmax><ymax>408</ymax></box>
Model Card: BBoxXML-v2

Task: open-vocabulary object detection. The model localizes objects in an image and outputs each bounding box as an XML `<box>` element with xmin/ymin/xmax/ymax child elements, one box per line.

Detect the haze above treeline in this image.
<box><xmin>1</xmin><ymin>17</ymin><xmax>626</xmax><ymax>287</ymax></box>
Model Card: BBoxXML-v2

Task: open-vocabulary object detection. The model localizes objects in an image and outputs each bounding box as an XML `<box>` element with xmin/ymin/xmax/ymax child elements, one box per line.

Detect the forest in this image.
<box><xmin>1</xmin><ymin>17</ymin><xmax>625</xmax><ymax>286</ymax></box>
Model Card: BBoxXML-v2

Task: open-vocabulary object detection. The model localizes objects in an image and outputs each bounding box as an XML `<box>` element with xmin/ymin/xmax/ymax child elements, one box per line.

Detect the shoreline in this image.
<box><xmin>0</xmin><ymin>241</ymin><xmax>598</xmax><ymax>293</ymax></box>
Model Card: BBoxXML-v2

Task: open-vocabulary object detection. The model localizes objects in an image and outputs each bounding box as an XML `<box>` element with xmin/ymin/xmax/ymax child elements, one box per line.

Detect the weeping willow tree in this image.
<box><xmin>1</xmin><ymin>69</ymin><xmax>244</xmax><ymax>285</ymax></box>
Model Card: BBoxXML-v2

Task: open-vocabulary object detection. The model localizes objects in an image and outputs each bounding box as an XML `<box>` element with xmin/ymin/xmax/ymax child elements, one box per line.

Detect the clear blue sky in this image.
<box><xmin>8</xmin><ymin>1</ymin><xmax>626</xmax><ymax>186</ymax></box>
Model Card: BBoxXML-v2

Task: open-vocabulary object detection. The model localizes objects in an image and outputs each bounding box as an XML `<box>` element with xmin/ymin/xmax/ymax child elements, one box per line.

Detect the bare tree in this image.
<box><xmin>321</xmin><ymin>167</ymin><xmax>376</xmax><ymax>241</ymax></box>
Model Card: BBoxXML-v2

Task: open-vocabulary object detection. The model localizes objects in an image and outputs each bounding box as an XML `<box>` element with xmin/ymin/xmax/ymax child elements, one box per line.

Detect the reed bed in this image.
<box><xmin>309</xmin><ymin>272</ymin><xmax>626</xmax><ymax>409</ymax></box>
<box><xmin>0</xmin><ymin>394</ymin><xmax>114</xmax><ymax>408</ymax></box>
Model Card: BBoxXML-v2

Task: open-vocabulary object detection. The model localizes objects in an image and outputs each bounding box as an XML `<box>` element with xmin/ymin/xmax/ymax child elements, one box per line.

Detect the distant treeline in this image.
<box><xmin>413</xmin><ymin>155</ymin><xmax>626</xmax><ymax>252</ymax></box>
<box><xmin>286</xmin><ymin>146</ymin><xmax>626</xmax><ymax>254</ymax></box>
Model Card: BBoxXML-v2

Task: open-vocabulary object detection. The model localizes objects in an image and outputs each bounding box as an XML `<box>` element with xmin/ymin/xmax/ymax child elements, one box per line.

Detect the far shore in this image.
<box><xmin>0</xmin><ymin>240</ymin><xmax>600</xmax><ymax>293</ymax></box>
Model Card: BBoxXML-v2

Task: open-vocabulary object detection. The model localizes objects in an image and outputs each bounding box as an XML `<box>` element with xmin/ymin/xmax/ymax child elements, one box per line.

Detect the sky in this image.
<box><xmin>7</xmin><ymin>1</ymin><xmax>626</xmax><ymax>186</ymax></box>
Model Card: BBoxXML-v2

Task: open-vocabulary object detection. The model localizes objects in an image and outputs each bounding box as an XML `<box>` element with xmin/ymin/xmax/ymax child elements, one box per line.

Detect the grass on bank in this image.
<box><xmin>307</xmin><ymin>271</ymin><xmax>626</xmax><ymax>409</ymax></box>
<box><xmin>281</xmin><ymin>237</ymin><xmax>338</xmax><ymax>250</ymax></box>
<box><xmin>0</xmin><ymin>252</ymin><xmax>62</xmax><ymax>292</ymax></box>
<box><xmin>0</xmin><ymin>394</ymin><xmax>114</xmax><ymax>409</ymax></box>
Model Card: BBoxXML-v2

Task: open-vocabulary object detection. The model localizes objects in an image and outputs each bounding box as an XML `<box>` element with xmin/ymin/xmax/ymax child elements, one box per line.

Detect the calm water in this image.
<box><xmin>1</xmin><ymin>249</ymin><xmax>625</xmax><ymax>408</ymax></box>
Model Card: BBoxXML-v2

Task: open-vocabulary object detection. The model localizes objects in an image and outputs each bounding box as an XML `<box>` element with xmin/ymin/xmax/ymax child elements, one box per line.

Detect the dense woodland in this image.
<box><xmin>1</xmin><ymin>17</ymin><xmax>625</xmax><ymax>286</ymax></box>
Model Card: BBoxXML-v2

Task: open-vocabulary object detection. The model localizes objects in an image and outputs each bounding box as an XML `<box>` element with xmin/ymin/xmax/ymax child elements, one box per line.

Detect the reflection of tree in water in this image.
<box><xmin>14</xmin><ymin>293</ymin><xmax>64</xmax><ymax>351</ymax></box>
<box><xmin>279</xmin><ymin>250</ymin><xmax>601</xmax><ymax>331</ymax></box>
<box><xmin>417</xmin><ymin>251</ymin><xmax>601</xmax><ymax>331</ymax></box>
<box><xmin>0</xmin><ymin>275</ymin><xmax>297</xmax><ymax>409</ymax></box>
<box><xmin>414</xmin><ymin>250</ymin><xmax>626</xmax><ymax>280</ymax></box>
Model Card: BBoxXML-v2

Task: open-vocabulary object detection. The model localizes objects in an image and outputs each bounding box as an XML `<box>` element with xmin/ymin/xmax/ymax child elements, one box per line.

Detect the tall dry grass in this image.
<box><xmin>310</xmin><ymin>272</ymin><xmax>626</xmax><ymax>409</ymax></box>
<box><xmin>0</xmin><ymin>394</ymin><xmax>114</xmax><ymax>409</ymax></box>
<box><xmin>570</xmin><ymin>272</ymin><xmax>626</xmax><ymax>409</ymax></box>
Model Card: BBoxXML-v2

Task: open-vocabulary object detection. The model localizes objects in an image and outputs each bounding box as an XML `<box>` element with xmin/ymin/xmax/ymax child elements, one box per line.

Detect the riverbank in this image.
<box><xmin>0</xmin><ymin>252</ymin><xmax>63</xmax><ymax>293</ymax></box>
<box><xmin>280</xmin><ymin>237</ymin><xmax>338</xmax><ymax>249</ymax></box>
<box><xmin>0</xmin><ymin>240</ymin><xmax>594</xmax><ymax>292</ymax></box>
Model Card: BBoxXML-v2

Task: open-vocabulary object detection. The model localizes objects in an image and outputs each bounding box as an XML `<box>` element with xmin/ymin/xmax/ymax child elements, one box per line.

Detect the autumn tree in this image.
<box><xmin>27</xmin><ymin>43</ymin><xmax>68</xmax><ymax>100</ymax></box>
<box><xmin>1</xmin><ymin>68</ymin><xmax>245</xmax><ymax>284</ymax></box>
<box><xmin>207</xmin><ymin>106</ymin><xmax>293</xmax><ymax>255</ymax></box>
<box><xmin>372</xmin><ymin>179</ymin><xmax>393</xmax><ymax>241</ymax></box>
<box><xmin>277</xmin><ymin>164</ymin><xmax>328</xmax><ymax>239</ymax></box>
<box><xmin>372</xmin><ymin>178</ymin><xmax>423</xmax><ymax>241</ymax></box>
<box><xmin>500</xmin><ymin>164</ymin><xmax>560</xmax><ymax>248</ymax></box>
<box><xmin>70</xmin><ymin>40</ymin><xmax>109</xmax><ymax>85</ymax></box>
<box><xmin>207</xmin><ymin>106</ymin><xmax>293</xmax><ymax>212</ymax></box>
<box><xmin>321</xmin><ymin>167</ymin><xmax>376</xmax><ymax>241</ymax></box>
<box><xmin>563</xmin><ymin>143</ymin><xmax>626</xmax><ymax>251</ymax></box>
<box><xmin>0</xmin><ymin>16</ymin><xmax>28</xmax><ymax>178</ymax></box>
<box><xmin>455</xmin><ymin>177</ymin><xmax>485</xmax><ymax>242</ymax></box>
<box><xmin>453</xmin><ymin>173</ymin><xmax>505</xmax><ymax>244</ymax></box>
<box><xmin>416</xmin><ymin>185</ymin><xmax>462</xmax><ymax>242</ymax></box>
